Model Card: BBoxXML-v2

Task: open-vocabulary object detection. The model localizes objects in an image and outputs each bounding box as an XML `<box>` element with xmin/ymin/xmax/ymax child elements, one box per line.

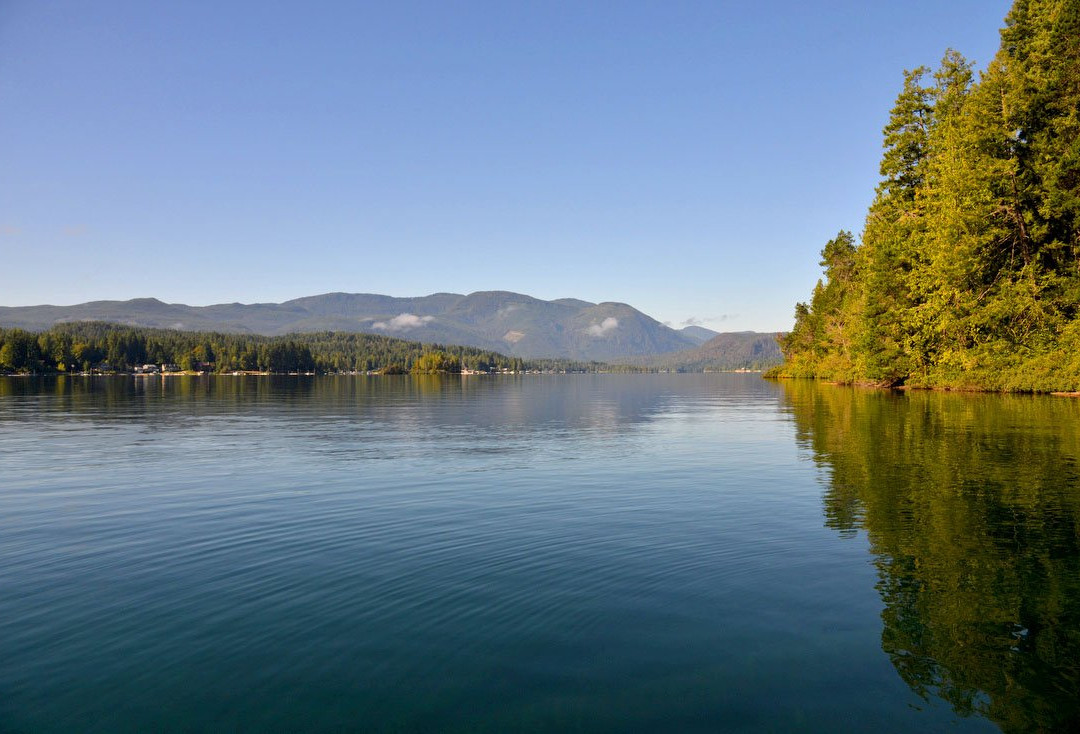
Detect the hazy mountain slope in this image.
<box><xmin>0</xmin><ymin>298</ymin><xmax>255</xmax><ymax>333</ymax></box>
<box><xmin>566</xmin><ymin>303</ymin><xmax>699</xmax><ymax>362</ymax></box>
<box><xmin>678</xmin><ymin>325</ymin><xmax>720</xmax><ymax>345</ymax></box>
<box><xmin>0</xmin><ymin>291</ymin><xmax>702</xmax><ymax>361</ymax></box>
<box><xmin>617</xmin><ymin>331</ymin><xmax>784</xmax><ymax>371</ymax></box>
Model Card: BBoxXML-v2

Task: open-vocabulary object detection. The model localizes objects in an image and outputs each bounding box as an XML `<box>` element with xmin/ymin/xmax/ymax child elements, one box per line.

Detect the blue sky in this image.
<box><xmin>0</xmin><ymin>1</ymin><xmax>1010</xmax><ymax>331</ymax></box>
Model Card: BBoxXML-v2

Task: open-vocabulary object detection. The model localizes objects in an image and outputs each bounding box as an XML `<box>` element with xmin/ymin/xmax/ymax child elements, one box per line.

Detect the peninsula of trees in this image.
<box><xmin>775</xmin><ymin>0</ymin><xmax>1080</xmax><ymax>392</ymax></box>
<box><xmin>0</xmin><ymin>322</ymin><xmax>622</xmax><ymax>375</ymax></box>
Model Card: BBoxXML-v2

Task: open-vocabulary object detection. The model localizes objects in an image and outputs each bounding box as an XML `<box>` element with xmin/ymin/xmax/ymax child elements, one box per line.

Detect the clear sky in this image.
<box><xmin>0</xmin><ymin>1</ymin><xmax>1011</xmax><ymax>332</ymax></box>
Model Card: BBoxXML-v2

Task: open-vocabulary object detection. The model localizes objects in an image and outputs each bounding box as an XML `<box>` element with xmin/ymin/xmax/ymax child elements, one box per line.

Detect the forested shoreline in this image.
<box><xmin>774</xmin><ymin>0</ymin><xmax>1080</xmax><ymax>392</ymax></box>
<box><xmin>0</xmin><ymin>322</ymin><xmax>621</xmax><ymax>375</ymax></box>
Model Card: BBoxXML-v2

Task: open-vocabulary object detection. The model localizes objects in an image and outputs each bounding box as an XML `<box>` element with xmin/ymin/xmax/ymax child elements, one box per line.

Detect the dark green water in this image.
<box><xmin>1</xmin><ymin>375</ymin><xmax>1077</xmax><ymax>732</ymax></box>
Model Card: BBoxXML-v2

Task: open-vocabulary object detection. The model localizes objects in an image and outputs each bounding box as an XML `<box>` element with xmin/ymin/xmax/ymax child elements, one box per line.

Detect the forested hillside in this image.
<box><xmin>776</xmin><ymin>0</ymin><xmax>1080</xmax><ymax>391</ymax></box>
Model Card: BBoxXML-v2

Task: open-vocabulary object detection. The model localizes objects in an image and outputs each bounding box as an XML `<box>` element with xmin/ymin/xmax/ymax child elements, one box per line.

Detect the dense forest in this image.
<box><xmin>775</xmin><ymin>0</ymin><xmax>1080</xmax><ymax>391</ymax></box>
<box><xmin>0</xmin><ymin>322</ymin><xmax>619</xmax><ymax>375</ymax></box>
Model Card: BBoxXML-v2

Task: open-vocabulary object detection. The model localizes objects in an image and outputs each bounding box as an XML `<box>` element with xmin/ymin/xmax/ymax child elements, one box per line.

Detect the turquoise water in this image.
<box><xmin>1</xmin><ymin>375</ymin><xmax>1077</xmax><ymax>732</ymax></box>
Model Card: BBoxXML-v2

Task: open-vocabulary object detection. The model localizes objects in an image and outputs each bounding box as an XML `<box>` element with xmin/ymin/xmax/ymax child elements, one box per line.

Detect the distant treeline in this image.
<box><xmin>0</xmin><ymin>322</ymin><xmax>632</xmax><ymax>374</ymax></box>
<box><xmin>775</xmin><ymin>0</ymin><xmax>1080</xmax><ymax>391</ymax></box>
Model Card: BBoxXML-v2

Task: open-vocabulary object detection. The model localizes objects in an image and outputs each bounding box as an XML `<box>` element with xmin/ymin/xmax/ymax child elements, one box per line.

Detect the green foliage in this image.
<box><xmin>777</xmin><ymin>0</ymin><xmax>1080</xmax><ymax>392</ymax></box>
<box><xmin>409</xmin><ymin>351</ymin><xmax>461</xmax><ymax>374</ymax></box>
<box><xmin>0</xmin><ymin>330</ymin><xmax>44</xmax><ymax>373</ymax></box>
<box><xmin>779</xmin><ymin>231</ymin><xmax>859</xmax><ymax>381</ymax></box>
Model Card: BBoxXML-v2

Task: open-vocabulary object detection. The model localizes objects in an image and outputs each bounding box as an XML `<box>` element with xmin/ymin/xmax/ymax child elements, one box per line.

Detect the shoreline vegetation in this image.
<box><xmin>763</xmin><ymin>368</ymin><xmax>1080</xmax><ymax>398</ymax></box>
<box><xmin>772</xmin><ymin>0</ymin><xmax>1080</xmax><ymax>394</ymax></box>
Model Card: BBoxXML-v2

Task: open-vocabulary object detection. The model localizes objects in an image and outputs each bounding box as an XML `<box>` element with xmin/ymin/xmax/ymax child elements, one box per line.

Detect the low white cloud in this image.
<box><xmin>680</xmin><ymin>314</ymin><xmax>736</xmax><ymax>327</ymax></box>
<box><xmin>372</xmin><ymin>313</ymin><xmax>435</xmax><ymax>330</ymax></box>
<box><xmin>586</xmin><ymin>317</ymin><xmax>619</xmax><ymax>337</ymax></box>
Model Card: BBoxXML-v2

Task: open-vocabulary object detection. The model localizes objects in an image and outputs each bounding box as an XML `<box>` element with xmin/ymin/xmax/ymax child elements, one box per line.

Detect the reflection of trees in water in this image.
<box><xmin>781</xmin><ymin>380</ymin><xmax>1080</xmax><ymax>732</ymax></box>
<box><xmin>0</xmin><ymin>374</ymin><xmax>769</xmax><ymax>435</ymax></box>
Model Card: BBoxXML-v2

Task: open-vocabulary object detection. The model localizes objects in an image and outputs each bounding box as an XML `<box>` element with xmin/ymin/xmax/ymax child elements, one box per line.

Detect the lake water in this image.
<box><xmin>1</xmin><ymin>374</ymin><xmax>1078</xmax><ymax>732</ymax></box>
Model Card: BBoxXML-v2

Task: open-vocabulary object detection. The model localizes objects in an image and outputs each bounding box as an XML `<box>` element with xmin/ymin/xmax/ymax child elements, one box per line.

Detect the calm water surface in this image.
<box><xmin>1</xmin><ymin>375</ymin><xmax>1078</xmax><ymax>732</ymax></box>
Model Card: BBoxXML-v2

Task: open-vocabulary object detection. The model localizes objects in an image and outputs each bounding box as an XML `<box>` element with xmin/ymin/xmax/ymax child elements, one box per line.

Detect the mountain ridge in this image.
<box><xmin>0</xmin><ymin>290</ymin><xmax>711</xmax><ymax>362</ymax></box>
<box><xmin>615</xmin><ymin>331</ymin><xmax>784</xmax><ymax>371</ymax></box>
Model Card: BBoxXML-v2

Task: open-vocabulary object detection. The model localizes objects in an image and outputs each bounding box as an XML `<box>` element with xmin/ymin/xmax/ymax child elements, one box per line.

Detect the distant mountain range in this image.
<box><xmin>676</xmin><ymin>324</ymin><xmax>720</xmax><ymax>345</ymax></box>
<box><xmin>0</xmin><ymin>290</ymin><xmax>781</xmax><ymax>365</ymax></box>
<box><xmin>623</xmin><ymin>332</ymin><xmax>784</xmax><ymax>371</ymax></box>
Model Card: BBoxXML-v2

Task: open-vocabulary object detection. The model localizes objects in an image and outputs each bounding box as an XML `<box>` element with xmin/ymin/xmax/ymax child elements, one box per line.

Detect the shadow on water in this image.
<box><xmin>779</xmin><ymin>380</ymin><xmax>1080</xmax><ymax>733</ymax></box>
